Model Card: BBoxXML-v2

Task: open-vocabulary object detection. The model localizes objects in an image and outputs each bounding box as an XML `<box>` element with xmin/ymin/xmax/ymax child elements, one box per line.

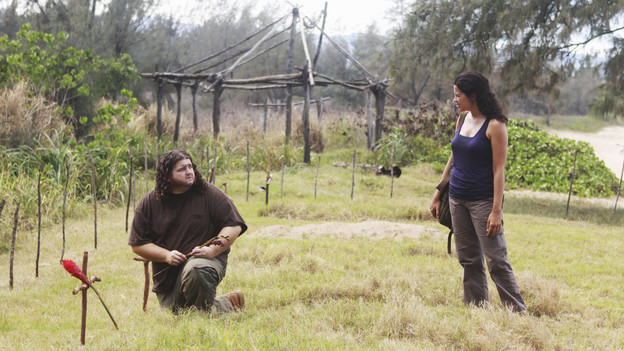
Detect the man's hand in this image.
<box><xmin>190</xmin><ymin>246</ymin><xmax>218</xmax><ymax>260</ymax></box>
<box><xmin>166</xmin><ymin>250</ymin><xmax>188</xmax><ymax>266</ymax></box>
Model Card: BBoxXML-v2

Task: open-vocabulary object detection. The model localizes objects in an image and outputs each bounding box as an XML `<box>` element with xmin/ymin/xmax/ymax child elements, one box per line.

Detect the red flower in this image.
<box><xmin>61</xmin><ymin>259</ymin><xmax>90</xmax><ymax>285</ymax></box>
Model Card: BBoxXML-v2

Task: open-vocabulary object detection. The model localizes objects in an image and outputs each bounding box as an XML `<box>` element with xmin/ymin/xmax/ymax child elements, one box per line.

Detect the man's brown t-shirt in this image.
<box><xmin>128</xmin><ymin>184</ymin><xmax>247</xmax><ymax>293</ymax></box>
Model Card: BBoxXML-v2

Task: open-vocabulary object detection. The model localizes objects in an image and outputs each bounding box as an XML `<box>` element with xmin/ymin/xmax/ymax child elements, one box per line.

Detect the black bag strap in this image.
<box><xmin>447</xmin><ymin>229</ymin><xmax>453</xmax><ymax>255</ymax></box>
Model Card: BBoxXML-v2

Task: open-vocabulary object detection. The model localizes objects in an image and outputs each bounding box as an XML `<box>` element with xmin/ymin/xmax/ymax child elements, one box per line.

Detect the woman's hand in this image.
<box><xmin>430</xmin><ymin>194</ymin><xmax>441</xmax><ymax>219</ymax></box>
<box><xmin>486</xmin><ymin>210</ymin><xmax>502</xmax><ymax>237</ymax></box>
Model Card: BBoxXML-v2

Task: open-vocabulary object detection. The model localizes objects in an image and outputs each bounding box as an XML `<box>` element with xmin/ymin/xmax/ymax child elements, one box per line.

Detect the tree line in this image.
<box><xmin>1</xmin><ymin>0</ymin><xmax>623</xmax><ymax>131</ymax></box>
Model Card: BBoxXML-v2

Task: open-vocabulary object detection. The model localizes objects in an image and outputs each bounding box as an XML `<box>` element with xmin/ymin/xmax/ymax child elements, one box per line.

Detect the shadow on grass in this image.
<box><xmin>504</xmin><ymin>196</ymin><xmax>624</xmax><ymax>226</ymax></box>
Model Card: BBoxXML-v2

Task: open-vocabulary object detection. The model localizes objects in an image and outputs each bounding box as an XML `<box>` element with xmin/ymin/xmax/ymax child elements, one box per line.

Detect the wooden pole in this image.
<box><xmin>351</xmin><ymin>150</ymin><xmax>356</xmax><ymax>199</ymax></box>
<box><xmin>156</xmin><ymin>77</ymin><xmax>164</xmax><ymax>142</ymax></box>
<box><xmin>311</xmin><ymin>2</ymin><xmax>328</xmax><ymax>70</ymax></box>
<box><xmin>390</xmin><ymin>142</ymin><xmax>395</xmax><ymax>198</ymax></box>
<box><xmin>246</xmin><ymin>141</ymin><xmax>250</xmax><ymax>202</ymax></box>
<box><xmin>614</xmin><ymin>157</ymin><xmax>624</xmax><ymax>215</ymax></box>
<box><xmin>303</xmin><ymin>67</ymin><xmax>312</xmax><ymax>164</ymax></box>
<box><xmin>80</xmin><ymin>251</ymin><xmax>88</xmax><ymax>345</ymax></box>
<box><xmin>212</xmin><ymin>83</ymin><xmax>223</xmax><ymax>139</ymax></box>
<box><xmin>284</xmin><ymin>8</ymin><xmax>298</xmax><ymax>145</ymax></box>
<box><xmin>0</xmin><ymin>198</ymin><xmax>5</xmax><ymax>218</ymax></box>
<box><xmin>87</xmin><ymin>147</ymin><xmax>98</xmax><ymax>249</ymax></box>
<box><xmin>373</xmin><ymin>85</ymin><xmax>387</xmax><ymax>146</ymax></box>
<box><xmin>61</xmin><ymin>158</ymin><xmax>69</xmax><ymax>261</ymax></box>
<box><xmin>566</xmin><ymin>150</ymin><xmax>578</xmax><ymax>218</ymax></box>
<box><xmin>366</xmin><ymin>90</ymin><xmax>374</xmax><ymax>149</ymax></box>
<box><xmin>315</xmin><ymin>156</ymin><xmax>321</xmax><ymax>199</ymax></box>
<box><xmin>9</xmin><ymin>203</ymin><xmax>20</xmax><ymax>290</ymax></box>
<box><xmin>191</xmin><ymin>83</ymin><xmax>199</xmax><ymax>133</ymax></box>
<box><xmin>36</xmin><ymin>171</ymin><xmax>42</xmax><ymax>277</ymax></box>
<box><xmin>174</xmin><ymin>82</ymin><xmax>182</xmax><ymax>144</ymax></box>
<box><xmin>126</xmin><ymin>154</ymin><xmax>133</xmax><ymax>232</ymax></box>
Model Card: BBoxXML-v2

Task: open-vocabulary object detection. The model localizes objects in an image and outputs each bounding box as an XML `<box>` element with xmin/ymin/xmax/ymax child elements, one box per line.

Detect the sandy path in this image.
<box><xmin>551</xmin><ymin>126</ymin><xmax>624</xmax><ymax>176</ymax></box>
<box><xmin>250</xmin><ymin>221</ymin><xmax>441</xmax><ymax>240</ymax></box>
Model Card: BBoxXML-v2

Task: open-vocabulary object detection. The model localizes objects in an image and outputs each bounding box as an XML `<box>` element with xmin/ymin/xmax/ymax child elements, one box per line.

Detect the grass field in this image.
<box><xmin>1</xmin><ymin>162</ymin><xmax>623</xmax><ymax>350</ymax></box>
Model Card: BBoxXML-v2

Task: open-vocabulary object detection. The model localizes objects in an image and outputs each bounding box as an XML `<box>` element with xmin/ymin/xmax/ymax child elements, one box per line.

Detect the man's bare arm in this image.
<box><xmin>132</xmin><ymin>243</ymin><xmax>187</xmax><ymax>266</ymax></box>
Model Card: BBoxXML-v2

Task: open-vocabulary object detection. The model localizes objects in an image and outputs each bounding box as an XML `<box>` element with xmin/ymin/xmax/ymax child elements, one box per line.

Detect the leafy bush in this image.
<box><xmin>506</xmin><ymin>119</ymin><xmax>617</xmax><ymax>197</ymax></box>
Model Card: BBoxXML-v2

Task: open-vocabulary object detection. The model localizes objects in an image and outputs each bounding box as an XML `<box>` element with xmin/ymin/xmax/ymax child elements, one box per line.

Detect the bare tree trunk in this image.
<box><xmin>412</xmin><ymin>73</ymin><xmax>430</xmax><ymax>106</ymax></box>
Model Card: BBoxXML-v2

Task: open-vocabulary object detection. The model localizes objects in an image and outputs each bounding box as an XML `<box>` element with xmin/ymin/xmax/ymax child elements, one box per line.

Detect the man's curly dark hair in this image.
<box><xmin>155</xmin><ymin>150</ymin><xmax>208</xmax><ymax>198</ymax></box>
<box><xmin>454</xmin><ymin>71</ymin><xmax>507</xmax><ymax>124</ymax></box>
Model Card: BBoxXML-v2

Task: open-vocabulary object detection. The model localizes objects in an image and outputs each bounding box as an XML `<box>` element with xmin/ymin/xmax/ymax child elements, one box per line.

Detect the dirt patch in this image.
<box><xmin>551</xmin><ymin>126</ymin><xmax>624</xmax><ymax>176</ymax></box>
<box><xmin>249</xmin><ymin>220</ymin><xmax>441</xmax><ymax>240</ymax></box>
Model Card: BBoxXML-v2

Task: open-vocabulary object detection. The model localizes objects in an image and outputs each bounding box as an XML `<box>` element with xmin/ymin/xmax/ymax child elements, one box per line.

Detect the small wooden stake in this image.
<box><xmin>61</xmin><ymin>158</ymin><xmax>69</xmax><ymax>261</ymax></box>
<box><xmin>87</xmin><ymin>147</ymin><xmax>98</xmax><ymax>249</ymax></box>
<box><xmin>211</xmin><ymin>143</ymin><xmax>217</xmax><ymax>185</ymax></box>
<box><xmin>315</xmin><ymin>156</ymin><xmax>321</xmax><ymax>199</ymax></box>
<box><xmin>80</xmin><ymin>252</ymin><xmax>88</xmax><ymax>345</ymax></box>
<box><xmin>9</xmin><ymin>202</ymin><xmax>20</xmax><ymax>290</ymax></box>
<box><xmin>351</xmin><ymin>150</ymin><xmax>356</xmax><ymax>199</ymax></box>
<box><xmin>126</xmin><ymin>154</ymin><xmax>133</xmax><ymax>232</ymax></box>
<box><xmin>390</xmin><ymin>142</ymin><xmax>395</xmax><ymax>198</ymax></box>
<box><xmin>133</xmin><ymin>257</ymin><xmax>150</xmax><ymax>311</ymax></box>
<box><xmin>246</xmin><ymin>141</ymin><xmax>250</xmax><ymax>202</ymax></box>
<box><xmin>36</xmin><ymin>171</ymin><xmax>42</xmax><ymax>277</ymax></box>
<box><xmin>566</xmin><ymin>150</ymin><xmax>578</xmax><ymax>218</ymax></box>
<box><xmin>266</xmin><ymin>155</ymin><xmax>272</xmax><ymax>205</ymax></box>
<box><xmin>0</xmin><ymin>198</ymin><xmax>5</xmax><ymax>218</ymax></box>
<box><xmin>206</xmin><ymin>145</ymin><xmax>210</xmax><ymax>183</ymax></box>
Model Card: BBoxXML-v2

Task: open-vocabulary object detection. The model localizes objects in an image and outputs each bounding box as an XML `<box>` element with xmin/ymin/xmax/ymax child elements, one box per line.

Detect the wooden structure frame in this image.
<box><xmin>141</xmin><ymin>5</ymin><xmax>389</xmax><ymax>163</ymax></box>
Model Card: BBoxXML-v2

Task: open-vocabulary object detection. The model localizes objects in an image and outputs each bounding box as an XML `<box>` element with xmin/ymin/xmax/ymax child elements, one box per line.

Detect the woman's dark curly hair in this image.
<box><xmin>155</xmin><ymin>150</ymin><xmax>208</xmax><ymax>198</ymax></box>
<box><xmin>454</xmin><ymin>71</ymin><xmax>507</xmax><ymax>124</ymax></box>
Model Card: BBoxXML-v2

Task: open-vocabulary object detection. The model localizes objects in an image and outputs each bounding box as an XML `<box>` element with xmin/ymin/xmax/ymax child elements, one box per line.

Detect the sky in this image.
<box><xmin>154</xmin><ymin>0</ymin><xmax>402</xmax><ymax>36</ymax></box>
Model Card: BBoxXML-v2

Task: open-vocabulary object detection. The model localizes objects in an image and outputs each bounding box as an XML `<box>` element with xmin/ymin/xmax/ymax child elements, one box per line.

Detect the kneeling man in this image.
<box><xmin>129</xmin><ymin>150</ymin><xmax>247</xmax><ymax>313</ymax></box>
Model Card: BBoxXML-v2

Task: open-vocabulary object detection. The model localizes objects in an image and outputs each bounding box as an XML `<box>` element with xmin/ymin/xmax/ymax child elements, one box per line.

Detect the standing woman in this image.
<box><xmin>430</xmin><ymin>71</ymin><xmax>526</xmax><ymax>313</ymax></box>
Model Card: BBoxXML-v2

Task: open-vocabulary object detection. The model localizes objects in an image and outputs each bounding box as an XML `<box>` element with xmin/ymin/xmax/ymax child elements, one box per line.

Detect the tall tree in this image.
<box><xmin>391</xmin><ymin>0</ymin><xmax>624</xmax><ymax>102</ymax></box>
<box><xmin>102</xmin><ymin>0</ymin><xmax>157</xmax><ymax>58</ymax></box>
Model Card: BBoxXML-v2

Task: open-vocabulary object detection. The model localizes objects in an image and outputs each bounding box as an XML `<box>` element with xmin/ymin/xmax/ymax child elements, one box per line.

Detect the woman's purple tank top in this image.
<box><xmin>449</xmin><ymin>118</ymin><xmax>493</xmax><ymax>200</ymax></box>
